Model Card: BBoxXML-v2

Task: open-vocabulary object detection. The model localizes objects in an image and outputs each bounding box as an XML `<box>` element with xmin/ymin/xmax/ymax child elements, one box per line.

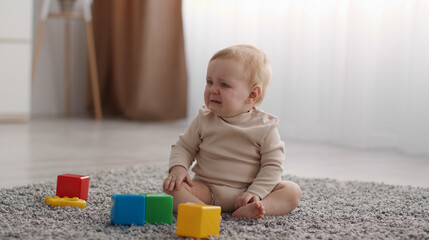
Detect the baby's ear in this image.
<box><xmin>246</xmin><ymin>85</ymin><xmax>262</xmax><ymax>104</ymax></box>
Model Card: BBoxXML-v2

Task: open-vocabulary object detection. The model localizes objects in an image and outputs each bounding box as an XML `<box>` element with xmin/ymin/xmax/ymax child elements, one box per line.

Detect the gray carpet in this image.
<box><xmin>1</xmin><ymin>163</ymin><xmax>428</xmax><ymax>239</ymax></box>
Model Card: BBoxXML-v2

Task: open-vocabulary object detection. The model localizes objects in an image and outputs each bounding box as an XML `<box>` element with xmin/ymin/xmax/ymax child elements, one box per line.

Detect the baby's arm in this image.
<box><xmin>165</xmin><ymin>113</ymin><xmax>202</xmax><ymax>191</ymax></box>
<box><xmin>247</xmin><ymin>127</ymin><xmax>284</xmax><ymax>199</ymax></box>
<box><xmin>163</xmin><ymin>165</ymin><xmax>194</xmax><ymax>191</ymax></box>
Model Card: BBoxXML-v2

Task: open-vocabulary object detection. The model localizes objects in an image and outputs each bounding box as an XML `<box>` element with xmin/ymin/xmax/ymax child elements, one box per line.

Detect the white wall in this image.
<box><xmin>0</xmin><ymin>0</ymin><xmax>33</xmax><ymax>120</ymax></box>
<box><xmin>32</xmin><ymin>0</ymin><xmax>88</xmax><ymax>116</ymax></box>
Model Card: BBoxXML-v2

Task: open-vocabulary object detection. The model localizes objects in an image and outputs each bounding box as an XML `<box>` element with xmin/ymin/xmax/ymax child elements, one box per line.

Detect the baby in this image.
<box><xmin>163</xmin><ymin>44</ymin><xmax>302</xmax><ymax>219</ymax></box>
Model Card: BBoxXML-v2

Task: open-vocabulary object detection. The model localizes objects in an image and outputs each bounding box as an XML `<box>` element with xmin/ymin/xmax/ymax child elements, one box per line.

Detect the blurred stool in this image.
<box><xmin>31</xmin><ymin>0</ymin><xmax>102</xmax><ymax>119</ymax></box>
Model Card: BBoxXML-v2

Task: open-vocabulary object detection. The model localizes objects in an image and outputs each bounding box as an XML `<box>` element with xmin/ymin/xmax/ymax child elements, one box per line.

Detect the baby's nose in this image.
<box><xmin>210</xmin><ymin>85</ymin><xmax>220</xmax><ymax>94</ymax></box>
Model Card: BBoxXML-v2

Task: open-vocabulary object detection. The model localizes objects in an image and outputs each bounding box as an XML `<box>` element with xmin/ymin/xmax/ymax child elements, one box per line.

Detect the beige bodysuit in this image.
<box><xmin>169</xmin><ymin>106</ymin><xmax>285</xmax><ymax>211</ymax></box>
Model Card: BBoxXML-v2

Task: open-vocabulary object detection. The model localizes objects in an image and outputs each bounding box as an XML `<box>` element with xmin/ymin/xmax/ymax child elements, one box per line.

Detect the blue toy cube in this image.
<box><xmin>111</xmin><ymin>194</ymin><xmax>146</xmax><ymax>225</ymax></box>
<box><xmin>140</xmin><ymin>192</ymin><xmax>173</xmax><ymax>224</ymax></box>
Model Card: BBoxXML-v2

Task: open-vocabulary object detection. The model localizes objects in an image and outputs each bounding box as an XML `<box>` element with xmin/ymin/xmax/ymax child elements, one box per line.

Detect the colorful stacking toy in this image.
<box><xmin>111</xmin><ymin>194</ymin><xmax>146</xmax><ymax>225</ymax></box>
<box><xmin>176</xmin><ymin>203</ymin><xmax>221</xmax><ymax>238</ymax></box>
<box><xmin>56</xmin><ymin>174</ymin><xmax>90</xmax><ymax>200</ymax></box>
<box><xmin>42</xmin><ymin>174</ymin><xmax>223</xmax><ymax>238</ymax></box>
<box><xmin>44</xmin><ymin>174</ymin><xmax>90</xmax><ymax>209</ymax></box>
<box><xmin>110</xmin><ymin>192</ymin><xmax>173</xmax><ymax>226</ymax></box>
<box><xmin>44</xmin><ymin>196</ymin><xmax>86</xmax><ymax>208</ymax></box>
<box><xmin>140</xmin><ymin>192</ymin><xmax>173</xmax><ymax>224</ymax></box>
<box><xmin>109</xmin><ymin>194</ymin><xmax>222</xmax><ymax>238</ymax></box>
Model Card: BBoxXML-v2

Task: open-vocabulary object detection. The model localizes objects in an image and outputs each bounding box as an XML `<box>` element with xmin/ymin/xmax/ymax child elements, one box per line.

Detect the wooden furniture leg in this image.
<box><xmin>32</xmin><ymin>0</ymin><xmax>51</xmax><ymax>86</ymax></box>
<box><xmin>86</xmin><ymin>21</ymin><xmax>102</xmax><ymax>120</ymax></box>
<box><xmin>83</xmin><ymin>0</ymin><xmax>102</xmax><ymax>120</ymax></box>
<box><xmin>65</xmin><ymin>19</ymin><xmax>71</xmax><ymax>116</ymax></box>
<box><xmin>32</xmin><ymin>0</ymin><xmax>102</xmax><ymax>119</ymax></box>
<box><xmin>31</xmin><ymin>20</ymin><xmax>46</xmax><ymax>86</ymax></box>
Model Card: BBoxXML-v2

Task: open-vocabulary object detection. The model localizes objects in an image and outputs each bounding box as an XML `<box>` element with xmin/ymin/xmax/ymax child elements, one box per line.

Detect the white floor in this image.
<box><xmin>1</xmin><ymin>118</ymin><xmax>428</xmax><ymax>189</ymax></box>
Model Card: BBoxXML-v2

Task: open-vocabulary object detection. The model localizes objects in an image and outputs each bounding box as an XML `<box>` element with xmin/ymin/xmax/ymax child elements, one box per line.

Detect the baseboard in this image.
<box><xmin>0</xmin><ymin>114</ymin><xmax>29</xmax><ymax>122</ymax></box>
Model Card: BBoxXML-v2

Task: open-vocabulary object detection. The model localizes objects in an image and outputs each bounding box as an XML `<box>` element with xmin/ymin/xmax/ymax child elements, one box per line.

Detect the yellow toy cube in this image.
<box><xmin>176</xmin><ymin>203</ymin><xmax>221</xmax><ymax>238</ymax></box>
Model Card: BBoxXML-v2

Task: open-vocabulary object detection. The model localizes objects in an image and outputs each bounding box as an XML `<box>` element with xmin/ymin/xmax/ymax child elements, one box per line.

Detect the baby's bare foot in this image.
<box><xmin>231</xmin><ymin>201</ymin><xmax>265</xmax><ymax>220</ymax></box>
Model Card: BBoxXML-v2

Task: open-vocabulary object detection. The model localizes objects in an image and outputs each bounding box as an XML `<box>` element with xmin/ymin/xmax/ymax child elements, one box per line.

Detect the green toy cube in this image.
<box><xmin>140</xmin><ymin>192</ymin><xmax>173</xmax><ymax>224</ymax></box>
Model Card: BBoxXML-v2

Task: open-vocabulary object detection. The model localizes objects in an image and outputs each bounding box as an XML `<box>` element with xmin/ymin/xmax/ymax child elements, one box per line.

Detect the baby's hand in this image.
<box><xmin>235</xmin><ymin>192</ymin><xmax>261</xmax><ymax>209</ymax></box>
<box><xmin>163</xmin><ymin>166</ymin><xmax>194</xmax><ymax>191</ymax></box>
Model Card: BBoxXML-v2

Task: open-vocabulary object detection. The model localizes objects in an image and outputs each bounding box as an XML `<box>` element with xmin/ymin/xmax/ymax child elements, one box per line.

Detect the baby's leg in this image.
<box><xmin>232</xmin><ymin>181</ymin><xmax>301</xmax><ymax>219</ymax></box>
<box><xmin>163</xmin><ymin>180</ymin><xmax>212</xmax><ymax>212</ymax></box>
<box><xmin>262</xmin><ymin>181</ymin><xmax>302</xmax><ymax>216</ymax></box>
<box><xmin>232</xmin><ymin>201</ymin><xmax>265</xmax><ymax>219</ymax></box>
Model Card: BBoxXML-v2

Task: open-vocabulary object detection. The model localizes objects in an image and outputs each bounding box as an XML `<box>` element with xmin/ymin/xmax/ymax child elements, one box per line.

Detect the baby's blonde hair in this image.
<box><xmin>210</xmin><ymin>44</ymin><xmax>272</xmax><ymax>106</ymax></box>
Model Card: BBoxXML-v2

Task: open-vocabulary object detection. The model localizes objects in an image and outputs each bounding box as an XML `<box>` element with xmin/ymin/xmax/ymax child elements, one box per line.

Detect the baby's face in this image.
<box><xmin>204</xmin><ymin>58</ymin><xmax>253</xmax><ymax>117</ymax></box>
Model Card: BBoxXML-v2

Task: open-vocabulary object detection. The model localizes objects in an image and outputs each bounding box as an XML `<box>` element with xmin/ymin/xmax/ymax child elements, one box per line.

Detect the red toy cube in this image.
<box><xmin>56</xmin><ymin>174</ymin><xmax>90</xmax><ymax>200</ymax></box>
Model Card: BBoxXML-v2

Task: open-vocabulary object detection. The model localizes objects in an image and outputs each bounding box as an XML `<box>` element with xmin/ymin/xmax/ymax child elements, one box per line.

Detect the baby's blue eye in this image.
<box><xmin>207</xmin><ymin>80</ymin><xmax>214</xmax><ymax>85</ymax></box>
<box><xmin>221</xmin><ymin>83</ymin><xmax>229</xmax><ymax>88</ymax></box>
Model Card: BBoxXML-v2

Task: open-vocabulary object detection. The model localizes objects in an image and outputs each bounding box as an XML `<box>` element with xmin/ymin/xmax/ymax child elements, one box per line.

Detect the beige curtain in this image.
<box><xmin>89</xmin><ymin>0</ymin><xmax>187</xmax><ymax>120</ymax></box>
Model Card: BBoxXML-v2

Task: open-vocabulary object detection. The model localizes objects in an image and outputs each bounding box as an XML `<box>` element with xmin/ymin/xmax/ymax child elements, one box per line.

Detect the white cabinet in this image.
<box><xmin>0</xmin><ymin>0</ymin><xmax>33</xmax><ymax>121</ymax></box>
